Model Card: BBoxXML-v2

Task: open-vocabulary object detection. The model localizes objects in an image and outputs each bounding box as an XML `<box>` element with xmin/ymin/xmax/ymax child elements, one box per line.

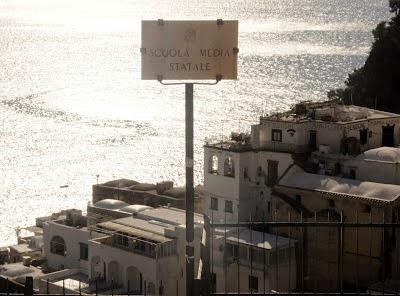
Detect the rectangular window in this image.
<box><xmin>243</xmin><ymin>167</ymin><xmax>248</xmax><ymax>179</ymax></box>
<box><xmin>226</xmin><ymin>243</ymin><xmax>239</xmax><ymax>258</ymax></box>
<box><xmin>360</xmin><ymin>129</ymin><xmax>368</xmax><ymax>145</ymax></box>
<box><xmin>295</xmin><ymin>195</ymin><xmax>302</xmax><ymax>204</ymax></box>
<box><xmin>249</xmin><ymin>275</ymin><xmax>258</xmax><ymax>292</ymax></box>
<box><xmin>225</xmin><ymin>200</ymin><xmax>233</xmax><ymax>213</ymax></box>
<box><xmin>267</xmin><ymin>160</ymin><xmax>279</xmax><ymax>187</ymax></box>
<box><xmin>309</xmin><ymin>130</ymin><xmax>317</xmax><ymax>150</ymax></box>
<box><xmin>349</xmin><ymin>168</ymin><xmax>356</xmax><ymax>179</ymax></box>
<box><xmin>79</xmin><ymin>243</ymin><xmax>88</xmax><ymax>261</ymax></box>
<box><xmin>272</xmin><ymin>129</ymin><xmax>282</xmax><ymax>142</ymax></box>
<box><xmin>210</xmin><ymin>197</ymin><xmax>218</xmax><ymax>211</ymax></box>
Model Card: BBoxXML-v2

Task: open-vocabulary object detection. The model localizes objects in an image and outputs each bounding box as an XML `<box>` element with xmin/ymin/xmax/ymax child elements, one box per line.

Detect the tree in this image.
<box><xmin>328</xmin><ymin>1</ymin><xmax>400</xmax><ymax>112</ymax></box>
<box><xmin>390</xmin><ymin>0</ymin><xmax>400</xmax><ymax>15</ymax></box>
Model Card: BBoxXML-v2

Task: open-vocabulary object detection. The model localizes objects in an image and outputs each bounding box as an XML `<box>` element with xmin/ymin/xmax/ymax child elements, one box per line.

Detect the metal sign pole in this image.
<box><xmin>185</xmin><ymin>82</ymin><xmax>195</xmax><ymax>296</ymax></box>
<box><xmin>158</xmin><ymin>78</ymin><xmax>220</xmax><ymax>296</ymax></box>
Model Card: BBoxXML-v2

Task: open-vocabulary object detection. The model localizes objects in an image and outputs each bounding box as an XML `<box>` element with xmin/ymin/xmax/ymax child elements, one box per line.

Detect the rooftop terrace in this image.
<box><xmin>261</xmin><ymin>101</ymin><xmax>399</xmax><ymax>124</ymax></box>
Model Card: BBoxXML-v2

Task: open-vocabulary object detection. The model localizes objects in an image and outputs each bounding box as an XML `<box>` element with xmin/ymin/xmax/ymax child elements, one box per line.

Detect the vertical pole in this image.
<box><xmin>24</xmin><ymin>276</ymin><xmax>33</xmax><ymax>296</ymax></box>
<box><xmin>185</xmin><ymin>83</ymin><xmax>195</xmax><ymax>296</ymax></box>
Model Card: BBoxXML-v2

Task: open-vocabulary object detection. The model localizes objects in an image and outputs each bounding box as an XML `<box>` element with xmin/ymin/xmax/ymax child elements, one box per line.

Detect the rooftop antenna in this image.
<box><xmin>375</xmin><ymin>97</ymin><xmax>377</xmax><ymax>110</ymax></box>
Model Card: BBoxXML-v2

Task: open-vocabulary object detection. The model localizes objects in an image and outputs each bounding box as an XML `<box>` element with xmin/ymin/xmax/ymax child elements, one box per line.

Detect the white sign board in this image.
<box><xmin>141</xmin><ymin>20</ymin><xmax>238</xmax><ymax>80</ymax></box>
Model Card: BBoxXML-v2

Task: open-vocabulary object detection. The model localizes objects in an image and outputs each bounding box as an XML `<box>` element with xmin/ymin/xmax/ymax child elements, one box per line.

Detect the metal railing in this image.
<box><xmin>205</xmin><ymin>208</ymin><xmax>400</xmax><ymax>295</ymax></box>
<box><xmin>1</xmin><ymin>209</ymin><xmax>399</xmax><ymax>295</ymax></box>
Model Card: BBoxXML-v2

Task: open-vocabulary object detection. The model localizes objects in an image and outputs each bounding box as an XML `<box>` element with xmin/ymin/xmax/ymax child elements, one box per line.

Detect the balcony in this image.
<box><xmin>91</xmin><ymin>235</ymin><xmax>177</xmax><ymax>259</ymax></box>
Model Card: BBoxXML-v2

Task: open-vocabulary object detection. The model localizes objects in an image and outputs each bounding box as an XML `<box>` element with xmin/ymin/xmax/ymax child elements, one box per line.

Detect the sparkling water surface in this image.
<box><xmin>0</xmin><ymin>0</ymin><xmax>391</xmax><ymax>246</ymax></box>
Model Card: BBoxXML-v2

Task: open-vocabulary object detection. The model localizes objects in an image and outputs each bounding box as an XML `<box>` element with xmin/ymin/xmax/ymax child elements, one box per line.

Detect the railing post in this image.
<box><xmin>24</xmin><ymin>276</ymin><xmax>33</xmax><ymax>296</ymax></box>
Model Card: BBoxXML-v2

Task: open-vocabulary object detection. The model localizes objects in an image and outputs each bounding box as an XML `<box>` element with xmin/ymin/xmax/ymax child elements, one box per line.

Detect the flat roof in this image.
<box><xmin>226</xmin><ymin>228</ymin><xmax>295</xmax><ymax>250</ymax></box>
<box><xmin>9</xmin><ymin>244</ymin><xmax>38</xmax><ymax>254</ymax></box>
<box><xmin>52</xmin><ymin>273</ymin><xmax>89</xmax><ymax>291</ymax></box>
<box><xmin>96</xmin><ymin>218</ymin><xmax>173</xmax><ymax>243</ymax></box>
<box><xmin>278</xmin><ymin>165</ymin><xmax>400</xmax><ymax>204</ymax></box>
<box><xmin>0</xmin><ymin>263</ymin><xmax>44</xmax><ymax>279</ymax></box>
<box><xmin>139</xmin><ymin>207</ymin><xmax>203</xmax><ymax>226</ymax></box>
<box><xmin>260</xmin><ymin>104</ymin><xmax>400</xmax><ymax>124</ymax></box>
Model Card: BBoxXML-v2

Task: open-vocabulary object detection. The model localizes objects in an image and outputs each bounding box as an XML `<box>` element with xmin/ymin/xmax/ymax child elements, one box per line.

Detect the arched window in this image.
<box><xmin>224</xmin><ymin>156</ymin><xmax>235</xmax><ymax>177</ymax></box>
<box><xmin>208</xmin><ymin>155</ymin><xmax>219</xmax><ymax>174</ymax></box>
<box><xmin>50</xmin><ymin>236</ymin><xmax>66</xmax><ymax>256</ymax></box>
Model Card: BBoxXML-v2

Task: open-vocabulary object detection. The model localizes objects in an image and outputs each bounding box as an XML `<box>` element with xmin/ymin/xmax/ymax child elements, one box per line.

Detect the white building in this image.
<box><xmin>204</xmin><ymin>101</ymin><xmax>400</xmax><ymax>224</ymax></box>
<box><xmin>252</xmin><ymin>102</ymin><xmax>400</xmax><ymax>154</ymax></box>
<box><xmin>88</xmin><ymin>207</ymin><xmax>204</xmax><ymax>296</ymax></box>
<box><xmin>312</xmin><ymin>146</ymin><xmax>400</xmax><ymax>184</ymax></box>
<box><xmin>210</xmin><ymin>227</ymin><xmax>296</xmax><ymax>294</ymax></box>
<box><xmin>42</xmin><ymin>209</ymin><xmax>90</xmax><ymax>272</ymax></box>
<box><xmin>42</xmin><ymin>206</ymin><xmax>204</xmax><ymax>295</ymax></box>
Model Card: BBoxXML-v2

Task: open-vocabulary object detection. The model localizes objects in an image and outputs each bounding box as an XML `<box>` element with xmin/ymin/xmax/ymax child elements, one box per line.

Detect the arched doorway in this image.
<box><xmin>90</xmin><ymin>256</ymin><xmax>104</xmax><ymax>280</ymax></box>
<box><xmin>126</xmin><ymin>266</ymin><xmax>142</xmax><ymax>294</ymax></box>
<box><xmin>108</xmin><ymin>261</ymin><xmax>122</xmax><ymax>286</ymax></box>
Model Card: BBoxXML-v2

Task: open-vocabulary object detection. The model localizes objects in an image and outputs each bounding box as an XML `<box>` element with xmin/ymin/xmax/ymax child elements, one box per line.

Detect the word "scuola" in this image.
<box><xmin>147</xmin><ymin>48</ymin><xmax>231</xmax><ymax>58</ymax></box>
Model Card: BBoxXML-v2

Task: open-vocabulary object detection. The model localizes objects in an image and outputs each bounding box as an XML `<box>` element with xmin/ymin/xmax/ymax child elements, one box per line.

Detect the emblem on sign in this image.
<box><xmin>184</xmin><ymin>29</ymin><xmax>196</xmax><ymax>43</ymax></box>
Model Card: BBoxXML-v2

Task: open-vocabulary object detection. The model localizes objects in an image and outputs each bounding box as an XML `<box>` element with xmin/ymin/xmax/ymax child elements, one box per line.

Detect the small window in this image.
<box><xmin>295</xmin><ymin>195</ymin><xmax>302</xmax><ymax>204</ymax></box>
<box><xmin>249</xmin><ymin>275</ymin><xmax>258</xmax><ymax>292</ymax></box>
<box><xmin>272</xmin><ymin>129</ymin><xmax>282</xmax><ymax>142</ymax></box>
<box><xmin>349</xmin><ymin>168</ymin><xmax>356</xmax><ymax>179</ymax></box>
<box><xmin>224</xmin><ymin>156</ymin><xmax>235</xmax><ymax>177</ymax></box>
<box><xmin>209</xmin><ymin>155</ymin><xmax>219</xmax><ymax>174</ymax></box>
<box><xmin>360</xmin><ymin>129</ymin><xmax>368</xmax><ymax>145</ymax></box>
<box><xmin>210</xmin><ymin>197</ymin><xmax>218</xmax><ymax>211</ymax></box>
<box><xmin>226</xmin><ymin>243</ymin><xmax>239</xmax><ymax>258</ymax></box>
<box><xmin>328</xmin><ymin>199</ymin><xmax>335</xmax><ymax>208</ymax></box>
<box><xmin>267</xmin><ymin>160</ymin><xmax>279</xmax><ymax>186</ymax></box>
<box><xmin>50</xmin><ymin>236</ymin><xmax>66</xmax><ymax>256</ymax></box>
<box><xmin>225</xmin><ymin>200</ymin><xmax>233</xmax><ymax>213</ymax></box>
<box><xmin>79</xmin><ymin>243</ymin><xmax>88</xmax><ymax>261</ymax></box>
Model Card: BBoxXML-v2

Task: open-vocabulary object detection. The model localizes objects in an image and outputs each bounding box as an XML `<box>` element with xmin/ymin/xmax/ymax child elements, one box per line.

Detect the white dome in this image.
<box><xmin>119</xmin><ymin>205</ymin><xmax>153</xmax><ymax>214</ymax></box>
<box><xmin>94</xmin><ymin>199</ymin><xmax>129</xmax><ymax>210</ymax></box>
<box><xmin>358</xmin><ymin>147</ymin><xmax>400</xmax><ymax>163</ymax></box>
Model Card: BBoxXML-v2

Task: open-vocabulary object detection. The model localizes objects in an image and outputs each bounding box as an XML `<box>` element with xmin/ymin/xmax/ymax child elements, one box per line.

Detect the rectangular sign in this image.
<box><xmin>141</xmin><ymin>20</ymin><xmax>238</xmax><ymax>80</ymax></box>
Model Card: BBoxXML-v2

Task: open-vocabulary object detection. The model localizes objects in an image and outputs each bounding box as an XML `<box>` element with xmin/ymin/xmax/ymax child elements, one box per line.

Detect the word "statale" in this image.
<box><xmin>169</xmin><ymin>63</ymin><xmax>211</xmax><ymax>71</ymax></box>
